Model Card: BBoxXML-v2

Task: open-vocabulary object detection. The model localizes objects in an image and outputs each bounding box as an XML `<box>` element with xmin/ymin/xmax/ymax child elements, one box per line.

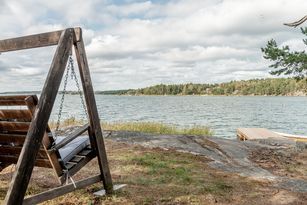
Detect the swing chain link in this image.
<box><xmin>55</xmin><ymin>56</ymin><xmax>71</xmax><ymax>137</ymax></box>
<box><xmin>54</xmin><ymin>55</ymin><xmax>88</xmax><ymax>137</ymax></box>
<box><xmin>69</xmin><ymin>56</ymin><xmax>89</xmax><ymax>121</ymax></box>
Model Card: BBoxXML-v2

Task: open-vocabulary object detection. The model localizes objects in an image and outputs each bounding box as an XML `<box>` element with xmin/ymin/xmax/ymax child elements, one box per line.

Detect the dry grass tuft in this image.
<box><xmin>49</xmin><ymin>117</ymin><xmax>214</xmax><ymax>136</ymax></box>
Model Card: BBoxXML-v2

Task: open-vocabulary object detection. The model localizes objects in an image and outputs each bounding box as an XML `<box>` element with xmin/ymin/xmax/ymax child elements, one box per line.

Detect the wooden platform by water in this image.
<box><xmin>237</xmin><ymin>128</ymin><xmax>283</xmax><ymax>141</ymax></box>
<box><xmin>237</xmin><ymin>128</ymin><xmax>307</xmax><ymax>142</ymax></box>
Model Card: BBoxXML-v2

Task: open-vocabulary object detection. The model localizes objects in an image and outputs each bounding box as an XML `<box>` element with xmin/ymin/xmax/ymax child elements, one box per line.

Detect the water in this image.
<box><xmin>50</xmin><ymin>95</ymin><xmax>307</xmax><ymax>139</ymax></box>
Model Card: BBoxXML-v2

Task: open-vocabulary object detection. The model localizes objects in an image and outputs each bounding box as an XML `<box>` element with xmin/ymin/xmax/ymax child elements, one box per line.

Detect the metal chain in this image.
<box><xmin>54</xmin><ymin>55</ymin><xmax>88</xmax><ymax>138</ymax></box>
<box><xmin>69</xmin><ymin>56</ymin><xmax>89</xmax><ymax>120</ymax></box>
<box><xmin>55</xmin><ymin>57</ymin><xmax>71</xmax><ymax>137</ymax></box>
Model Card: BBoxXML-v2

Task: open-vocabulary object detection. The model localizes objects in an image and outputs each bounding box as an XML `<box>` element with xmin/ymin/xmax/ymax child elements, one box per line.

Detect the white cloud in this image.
<box><xmin>150</xmin><ymin>46</ymin><xmax>253</xmax><ymax>62</ymax></box>
<box><xmin>0</xmin><ymin>0</ymin><xmax>307</xmax><ymax>92</ymax></box>
<box><xmin>107</xmin><ymin>1</ymin><xmax>153</xmax><ymax>17</ymax></box>
<box><xmin>9</xmin><ymin>67</ymin><xmax>44</xmax><ymax>76</ymax></box>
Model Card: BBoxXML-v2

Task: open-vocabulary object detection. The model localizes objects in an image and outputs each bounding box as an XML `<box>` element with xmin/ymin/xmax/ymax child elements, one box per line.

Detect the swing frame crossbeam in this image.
<box><xmin>0</xmin><ymin>27</ymin><xmax>114</xmax><ymax>205</ymax></box>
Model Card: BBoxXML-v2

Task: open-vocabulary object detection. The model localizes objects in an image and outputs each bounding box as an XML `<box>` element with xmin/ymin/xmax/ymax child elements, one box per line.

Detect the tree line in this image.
<box><xmin>96</xmin><ymin>78</ymin><xmax>307</xmax><ymax>96</ymax></box>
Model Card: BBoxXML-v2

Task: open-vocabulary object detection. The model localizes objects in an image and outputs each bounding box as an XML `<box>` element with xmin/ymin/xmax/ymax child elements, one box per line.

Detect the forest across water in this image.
<box><xmin>3</xmin><ymin>78</ymin><xmax>307</xmax><ymax>97</ymax></box>
<box><xmin>96</xmin><ymin>78</ymin><xmax>307</xmax><ymax>96</ymax></box>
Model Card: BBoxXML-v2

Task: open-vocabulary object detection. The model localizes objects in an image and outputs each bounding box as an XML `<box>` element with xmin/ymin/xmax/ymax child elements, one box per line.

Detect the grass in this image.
<box><xmin>50</xmin><ymin>117</ymin><xmax>213</xmax><ymax>136</ymax></box>
<box><xmin>1</xmin><ymin>141</ymin><xmax>305</xmax><ymax>204</ymax></box>
<box><xmin>103</xmin><ymin>121</ymin><xmax>213</xmax><ymax>136</ymax></box>
<box><xmin>49</xmin><ymin>117</ymin><xmax>85</xmax><ymax>128</ymax></box>
<box><xmin>129</xmin><ymin>153</ymin><xmax>193</xmax><ymax>185</ymax></box>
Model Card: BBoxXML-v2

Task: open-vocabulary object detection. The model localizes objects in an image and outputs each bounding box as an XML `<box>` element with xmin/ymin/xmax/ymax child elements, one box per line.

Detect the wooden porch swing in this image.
<box><xmin>0</xmin><ymin>28</ymin><xmax>120</xmax><ymax>205</ymax></box>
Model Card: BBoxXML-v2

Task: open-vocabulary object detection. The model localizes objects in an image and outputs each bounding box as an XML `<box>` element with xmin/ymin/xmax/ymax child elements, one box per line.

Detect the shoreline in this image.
<box><xmin>95</xmin><ymin>93</ymin><xmax>307</xmax><ymax>97</ymax></box>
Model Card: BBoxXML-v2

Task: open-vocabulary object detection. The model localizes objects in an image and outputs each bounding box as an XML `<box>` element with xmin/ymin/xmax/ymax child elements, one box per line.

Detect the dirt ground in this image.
<box><xmin>1</xmin><ymin>140</ymin><xmax>307</xmax><ymax>205</ymax></box>
<box><xmin>250</xmin><ymin>146</ymin><xmax>307</xmax><ymax>181</ymax></box>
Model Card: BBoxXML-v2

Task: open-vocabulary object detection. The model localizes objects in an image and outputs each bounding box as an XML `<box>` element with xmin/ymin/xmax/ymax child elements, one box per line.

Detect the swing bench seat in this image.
<box><xmin>0</xmin><ymin>95</ymin><xmax>95</xmax><ymax>184</ymax></box>
<box><xmin>0</xmin><ymin>27</ymin><xmax>117</xmax><ymax>204</ymax></box>
<box><xmin>56</xmin><ymin>136</ymin><xmax>90</xmax><ymax>164</ymax></box>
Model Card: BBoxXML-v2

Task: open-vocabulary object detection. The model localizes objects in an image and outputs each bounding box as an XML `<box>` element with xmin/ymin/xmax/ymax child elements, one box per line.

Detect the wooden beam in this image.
<box><xmin>73</xmin><ymin>27</ymin><xmax>82</xmax><ymax>42</ymax></box>
<box><xmin>3</xmin><ymin>28</ymin><xmax>74</xmax><ymax>205</ymax></box>
<box><xmin>0</xmin><ymin>30</ymin><xmax>63</xmax><ymax>52</ymax></box>
<box><xmin>73</xmin><ymin>29</ymin><xmax>114</xmax><ymax>194</ymax></box>
<box><xmin>23</xmin><ymin>175</ymin><xmax>101</xmax><ymax>205</ymax></box>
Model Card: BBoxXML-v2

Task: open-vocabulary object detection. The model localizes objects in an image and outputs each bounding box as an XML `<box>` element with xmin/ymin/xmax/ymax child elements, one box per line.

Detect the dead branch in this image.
<box><xmin>284</xmin><ymin>15</ymin><xmax>307</xmax><ymax>27</ymax></box>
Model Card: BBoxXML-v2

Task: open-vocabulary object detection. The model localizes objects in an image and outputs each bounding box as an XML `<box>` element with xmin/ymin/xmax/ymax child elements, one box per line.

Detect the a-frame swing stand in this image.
<box><xmin>0</xmin><ymin>28</ymin><xmax>120</xmax><ymax>204</ymax></box>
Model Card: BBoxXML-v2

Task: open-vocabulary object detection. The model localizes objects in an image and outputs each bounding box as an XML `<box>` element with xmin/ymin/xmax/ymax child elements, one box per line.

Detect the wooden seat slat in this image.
<box><xmin>60</xmin><ymin>151</ymin><xmax>96</xmax><ymax>183</ymax></box>
<box><xmin>64</xmin><ymin>163</ymin><xmax>75</xmax><ymax>170</ymax></box>
<box><xmin>0</xmin><ymin>100</ymin><xmax>27</xmax><ymax>106</ymax></box>
<box><xmin>0</xmin><ymin>133</ymin><xmax>27</xmax><ymax>144</ymax></box>
<box><xmin>0</xmin><ymin>109</ymin><xmax>32</xmax><ymax>121</ymax></box>
<box><xmin>0</xmin><ymin>133</ymin><xmax>55</xmax><ymax>146</ymax></box>
<box><xmin>0</xmin><ymin>95</ymin><xmax>31</xmax><ymax>100</ymax></box>
<box><xmin>70</xmin><ymin>156</ymin><xmax>83</xmax><ymax>163</ymax></box>
<box><xmin>0</xmin><ymin>95</ymin><xmax>34</xmax><ymax>106</ymax></box>
<box><xmin>78</xmin><ymin>149</ymin><xmax>92</xmax><ymax>156</ymax></box>
<box><xmin>0</xmin><ymin>145</ymin><xmax>48</xmax><ymax>159</ymax></box>
<box><xmin>0</xmin><ymin>155</ymin><xmax>52</xmax><ymax>168</ymax></box>
<box><xmin>0</xmin><ymin>121</ymin><xmax>30</xmax><ymax>133</ymax></box>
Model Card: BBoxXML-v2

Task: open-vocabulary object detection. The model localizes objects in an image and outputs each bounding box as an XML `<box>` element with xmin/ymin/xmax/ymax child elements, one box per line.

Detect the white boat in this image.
<box><xmin>273</xmin><ymin>131</ymin><xmax>307</xmax><ymax>142</ymax></box>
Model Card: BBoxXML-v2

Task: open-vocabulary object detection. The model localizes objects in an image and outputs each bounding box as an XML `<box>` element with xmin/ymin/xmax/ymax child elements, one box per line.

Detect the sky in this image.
<box><xmin>0</xmin><ymin>0</ymin><xmax>306</xmax><ymax>92</ymax></box>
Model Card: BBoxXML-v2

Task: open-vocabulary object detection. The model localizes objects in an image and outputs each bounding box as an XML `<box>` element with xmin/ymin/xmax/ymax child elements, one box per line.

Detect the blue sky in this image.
<box><xmin>0</xmin><ymin>0</ymin><xmax>306</xmax><ymax>92</ymax></box>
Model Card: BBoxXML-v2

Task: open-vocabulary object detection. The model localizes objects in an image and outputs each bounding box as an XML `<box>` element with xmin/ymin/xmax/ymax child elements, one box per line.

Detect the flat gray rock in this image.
<box><xmin>105</xmin><ymin>130</ymin><xmax>307</xmax><ymax>193</ymax></box>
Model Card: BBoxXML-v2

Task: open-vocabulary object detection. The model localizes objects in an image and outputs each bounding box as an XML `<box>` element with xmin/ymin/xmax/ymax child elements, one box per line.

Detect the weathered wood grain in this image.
<box><xmin>0</xmin><ymin>100</ymin><xmax>26</xmax><ymax>106</ymax></box>
<box><xmin>0</xmin><ymin>146</ymin><xmax>48</xmax><ymax>158</ymax></box>
<box><xmin>23</xmin><ymin>175</ymin><xmax>101</xmax><ymax>205</ymax></box>
<box><xmin>0</xmin><ymin>30</ymin><xmax>63</xmax><ymax>52</ymax></box>
<box><xmin>74</xmin><ymin>30</ymin><xmax>114</xmax><ymax>194</ymax></box>
<box><xmin>0</xmin><ymin>96</ymin><xmax>28</xmax><ymax>100</ymax></box>
<box><xmin>0</xmin><ymin>109</ymin><xmax>32</xmax><ymax>121</ymax></box>
<box><xmin>73</xmin><ymin>27</ymin><xmax>82</xmax><ymax>42</ymax></box>
<box><xmin>0</xmin><ymin>133</ymin><xmax>26</xmax><ymax>144</ymax></box>
<box><xmin>25</xmin><ymin>95</ymin><xmax>64</xmax><ymax>179</ymax></box>
<box><xmin>2</xmin><ymin>27</ymin><xmax>115</xmax><ymax>204</ymax></box>
<box><xmin>4</xmin><ymin>28</ymin><xmax>74</xmax><ymax>205</ymax></box>
<box><xmin>0</xmin><ymin>155</ymin><xmax>52</xmax><ymax>168</ymax></box>
<box><xmin>0</xmin><ymin>121</ymin><xmax>30</xmax><ymax>133</ymax></box>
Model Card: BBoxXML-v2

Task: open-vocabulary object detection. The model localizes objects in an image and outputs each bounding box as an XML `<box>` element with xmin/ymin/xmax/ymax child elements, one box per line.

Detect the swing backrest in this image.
<box><xmin>0</xmin><ymin>95</ymin><xmax>95</xmax><ymax>184</ymax></box>
<box><xmin>0</xmin><ymin>95</ymin><xmax>63</xmax><ymax>171</ymax></box>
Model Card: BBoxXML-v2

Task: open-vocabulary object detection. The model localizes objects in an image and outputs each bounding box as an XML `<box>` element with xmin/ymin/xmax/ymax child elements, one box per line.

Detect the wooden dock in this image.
<box><xmin>237</xmin><ymin>128</ymin><xmax>285</xmax><ymax>141</ymax></box>
<box><xmin>237</xmin><ymin>128</ymin><xmax>307</xmax><ymax>142</ymax></box>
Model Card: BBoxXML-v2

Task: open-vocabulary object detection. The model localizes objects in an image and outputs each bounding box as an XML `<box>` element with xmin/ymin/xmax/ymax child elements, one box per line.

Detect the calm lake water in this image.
<box><xmin>50</xmin><ymin>95</ymin><xmax>307</xmax><ymax>139</ymax></box>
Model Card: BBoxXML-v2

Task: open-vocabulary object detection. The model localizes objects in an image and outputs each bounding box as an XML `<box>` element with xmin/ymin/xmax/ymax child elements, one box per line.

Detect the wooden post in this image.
<box><xmin>73</xmin><ymin>28</ymin><xmax>114</xmax><ymax>193</ymax></box>
<box><xmin>3</xmin><ymin>28</ymin><xmax>74</xmax><ymax>205</ymax></box>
